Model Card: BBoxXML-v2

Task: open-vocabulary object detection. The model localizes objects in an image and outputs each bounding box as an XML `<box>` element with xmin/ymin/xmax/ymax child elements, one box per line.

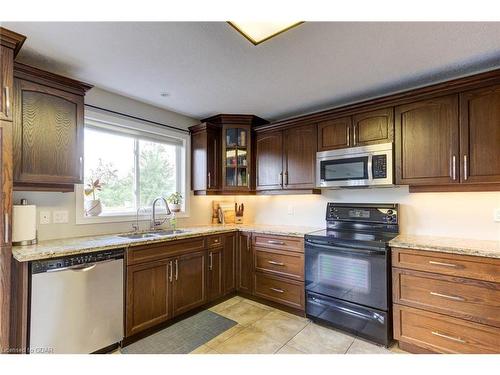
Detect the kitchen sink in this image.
<box><xmin>117</xmin><ymin>229</ymin><xmax>187</xmax><ymax>239</ymax></box>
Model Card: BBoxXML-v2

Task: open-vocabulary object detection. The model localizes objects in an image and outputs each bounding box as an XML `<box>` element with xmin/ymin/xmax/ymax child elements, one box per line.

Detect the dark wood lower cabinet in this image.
<box><xmin>207</xmin><ymin>247</ymin><xmax>223</xmax><ymax>302</ymax></box>
<box><xmin>172</xmin><ymin>250</ymin><xmax>207</xmax><ymax>317</ymax></box>
<box><xmin>126</xmin><ymin>259</ymin><xmax>172</xmax><ymax>337</ymax></box>
<box><xmin>237</xmin><ymin>232</ymin><xmax>253</xmax><ymax>294</ymax></box>
<box><xmin>223</xmin><ymin>233</ymin><xmax>237</xmax><ymax>294</ymax></box>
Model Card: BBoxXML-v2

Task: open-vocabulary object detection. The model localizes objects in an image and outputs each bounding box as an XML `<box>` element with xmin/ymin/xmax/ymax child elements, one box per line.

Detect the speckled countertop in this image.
<box><xmin>12</xmin><ymin>224</ymin><xmax>321</xmax><ymax>262</ymax></box>
<box><xmin>389</xmin><ymin>234</ymin><xmax>500</xmax><ymax>259</ymax></box>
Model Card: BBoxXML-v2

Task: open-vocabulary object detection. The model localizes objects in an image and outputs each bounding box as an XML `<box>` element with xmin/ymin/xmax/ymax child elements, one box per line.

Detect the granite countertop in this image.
<box><xmin>389</xmin><ymin>234</ymin><xmax>500</xmax><ymax>259</ymax></box>
<box><xmin>12</xmin><ymin>224</ymin><xmax>321</xmax><ymax>262</ymax></box>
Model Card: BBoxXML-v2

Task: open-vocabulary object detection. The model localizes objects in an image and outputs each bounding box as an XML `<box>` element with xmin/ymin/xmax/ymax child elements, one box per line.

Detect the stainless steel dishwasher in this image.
<box><xmin>30</xmin><ymin>249</ymin><xmax>124</xmax><ymax>354</ymax></box>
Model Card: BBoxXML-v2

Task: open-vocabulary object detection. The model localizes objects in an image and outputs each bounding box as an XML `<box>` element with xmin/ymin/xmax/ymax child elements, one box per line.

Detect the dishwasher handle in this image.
<box><xmin>44</xmin><ymin>259</ymin><xmax>114</xmax><ymax>273</ymax></box>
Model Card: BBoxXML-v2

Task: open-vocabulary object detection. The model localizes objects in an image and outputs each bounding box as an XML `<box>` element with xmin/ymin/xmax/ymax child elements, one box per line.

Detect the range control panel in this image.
<box><xmin>326</xmin><ymin>203</ymin><xmax>398</xmax><ymax>225</ymax></box>
<box><xmin>31</xmin><ymin>249</ymin><xmax>124</xmax><ymax>274</ymax></box>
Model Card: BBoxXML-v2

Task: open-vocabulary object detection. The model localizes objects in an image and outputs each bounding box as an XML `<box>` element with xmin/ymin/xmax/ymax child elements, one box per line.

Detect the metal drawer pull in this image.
<box><xmin>209</xmin><ymin>252</ymin><xmax>213</xmax><ymax>271</ymax></box>
<box><xmin>168</xmin><ymin>261</ymin><xmax>173</xmax><ymax>282</ymax></box>
<box><xmin>270</xmin><ymin>287</ymin><xmax>284</xmax><ymax>293</ymax></box>
<box><xmin>268</xmin><ymin>260</ymin><xmax>285</xmax><ymax>266</ymax></box>
<box><xmin>175</xmin><ymin>259</ymin><xmax>178</xmax><ymax>280</ymax></box>
<box><xmin>429</xmin><ymin>260</ymin><xmax>458</xmax><ymax>268</ymax></box>
<box><xmin>267</xmin><ymin>240</ymin><xmax>285</xmax><ymax>245</ymax></box>
<box><xmin>213</xmin><ymin>239</ymin><xmax>219</xmax><ymax>243</ymax></box>
<box><xmin>430</xmin><ymin>292</ymin><xmax>465</xmax><ymax>301</ymax></box>
<box><xmin>4</xmin><ymin>86</ymin><xmax>10</xmax><ymax>117</ymax></box>
<box><xmin>431</xmin><ymin>331</ymin><xmax>466</xmax><ymax>344</ymax></box>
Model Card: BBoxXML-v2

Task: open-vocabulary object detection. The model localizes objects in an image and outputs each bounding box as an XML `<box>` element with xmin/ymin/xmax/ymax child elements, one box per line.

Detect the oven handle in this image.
<box><xmin>305</xmin><ymin>240</ymin><xmax>386</xmax><ymax>255</ymax></box>
<box><xmin>309</xmin><ymin>296</ymin><xmax>385</xmax><ymax>324</ymax></box>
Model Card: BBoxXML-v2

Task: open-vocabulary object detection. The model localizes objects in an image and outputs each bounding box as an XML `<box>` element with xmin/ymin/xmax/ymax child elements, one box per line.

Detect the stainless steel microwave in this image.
<box><xmin>316</xmin><ymin>143</ymin><xmax>393</xmax><ymax>188</ymax></box>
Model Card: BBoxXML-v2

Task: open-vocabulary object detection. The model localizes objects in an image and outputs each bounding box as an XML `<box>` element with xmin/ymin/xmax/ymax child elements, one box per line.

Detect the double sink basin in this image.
<box><xmin>117</xmin><ymin>229</ymin><xmax>188</xmax><ymax>240</ymax></box>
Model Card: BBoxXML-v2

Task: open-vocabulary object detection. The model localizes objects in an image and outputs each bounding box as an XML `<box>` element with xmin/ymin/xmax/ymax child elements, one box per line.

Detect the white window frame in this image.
<box><xmin>76</xmin><ymin>107</ymin><xmax>190</xmax><ymax>225</ymax></box>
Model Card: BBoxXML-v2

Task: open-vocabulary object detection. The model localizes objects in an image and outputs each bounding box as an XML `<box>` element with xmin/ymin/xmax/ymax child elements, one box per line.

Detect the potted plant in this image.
<box><xmin>84</xmin><ymin>178</ymin><xmax>103</xmax><ymax>216</ymax></box>
<box><xmin>167</xmin><ymin>192</ymin><xmax>183</xmax><ymax>213</ymax></box>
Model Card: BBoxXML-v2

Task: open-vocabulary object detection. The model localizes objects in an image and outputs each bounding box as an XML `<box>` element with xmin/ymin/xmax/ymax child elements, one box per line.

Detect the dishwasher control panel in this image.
<box><xmin>31</xmin><ymin>249</ymin><xmax>124</xmax><ymax>274</ymax></box>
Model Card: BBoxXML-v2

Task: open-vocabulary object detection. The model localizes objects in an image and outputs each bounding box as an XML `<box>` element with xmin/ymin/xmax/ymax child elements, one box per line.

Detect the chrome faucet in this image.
<box><xmin>132</xmin><ymin>207</ymin><xmax>147</xmax><ymax>233</ymax></box>
<box><xmin>150</xmin><ymin>197</ymin><xmax>171</xmax><ymax>230</ymax></box>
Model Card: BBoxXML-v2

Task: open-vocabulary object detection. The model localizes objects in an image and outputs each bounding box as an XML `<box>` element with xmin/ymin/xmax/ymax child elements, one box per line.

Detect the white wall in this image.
<box><xmin>247</xmin><ymin>187</ymin><xmax>500</xmax><ymax>241</ymax></box>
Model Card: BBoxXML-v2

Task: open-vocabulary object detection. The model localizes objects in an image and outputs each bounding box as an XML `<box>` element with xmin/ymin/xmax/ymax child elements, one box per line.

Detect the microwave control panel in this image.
<box><xmin>372</xmin><ymin>155</ymin><xmax>387</xmax><ymax>179</ymax></box>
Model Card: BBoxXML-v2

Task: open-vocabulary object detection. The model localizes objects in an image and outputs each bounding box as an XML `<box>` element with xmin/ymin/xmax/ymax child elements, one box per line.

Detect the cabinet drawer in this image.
<box><xmin>254</xmin><ymin>272</ymin><xmax>304</xmax><ymax>310</ymax></box>
<box><xmin>207</xmin><ymin>235</ymin><xmax>223</xmax><ymax>248</ymax></box>
<box><xmin>392</xmin><ymin>247</ymin><xmax>500</xmax><ymax>283</ymax></box>
<box><xmin>252</xmin><ymin>234</ymin><xmax>304</xmax><ymax>253</ymax></box>
<box><xmin>394</xmin><ymin>304</ymin><xmax>500</xmax><ymax>354</ymax></box>
<box><xmin>254</xmin><ymin>247</ymin><xmax>304</xmax><ymax>281</ymax></box>
<box><xmin>393</xmin><ymin>268</ymin><xmax>500</xmax><ymax>327</ymax></box>
<box><xmin>128</xmin><ymin>237</ymin><xmax>206</xmax><ymax>265</ymax></box>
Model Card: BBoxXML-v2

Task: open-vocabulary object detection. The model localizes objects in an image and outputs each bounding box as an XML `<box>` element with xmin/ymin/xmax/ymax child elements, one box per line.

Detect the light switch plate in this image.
<box><xmin>494</xmin><ymin>208</ymin><xmax>500</xmax><ymax>222</ymax></box>
<box><xmin>40</xmin><ymin>211</ymin><xmax>51</xmax><ymax>225</ymax></box>
<box><xmin>287</xmin><ymin>205</ymin><xmax>294</xmax><ymax>215</ymax></box>
<box><xmin>53</xmin><ymin>210</ymin><xmax>69</xmax><ymax>224</ymax></box>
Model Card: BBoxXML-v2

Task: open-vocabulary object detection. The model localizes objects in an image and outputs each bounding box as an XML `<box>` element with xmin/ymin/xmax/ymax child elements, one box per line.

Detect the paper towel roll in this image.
<box><xmin>12</xmin><ymin>204</ymin><xmax>37</xmax><ymax>245</ymax></box>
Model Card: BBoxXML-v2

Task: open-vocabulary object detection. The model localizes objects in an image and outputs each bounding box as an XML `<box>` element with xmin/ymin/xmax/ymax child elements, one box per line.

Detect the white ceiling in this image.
<box><xmin>4</xmin><ymin>22</ymin><xmax>500</xmax><ymax>121</ymax></box>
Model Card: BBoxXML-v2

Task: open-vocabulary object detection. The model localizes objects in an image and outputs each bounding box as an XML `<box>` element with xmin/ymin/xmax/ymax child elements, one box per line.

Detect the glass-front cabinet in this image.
<box><xmin>223</xmin><ymin>125</ymin><xmax>251</xmax><ymax>190</ymax></box>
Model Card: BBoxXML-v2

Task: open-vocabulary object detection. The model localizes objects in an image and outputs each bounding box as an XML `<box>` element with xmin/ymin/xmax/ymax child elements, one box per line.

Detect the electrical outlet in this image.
<box><xmin>494</xmin><ymin>208</ymin><xmax>500</xmax><ymax>223</ymax></box>
<box><xmin>53</xmin><ymin>210</ymin><xmax>69</xmax><ymax>224</ymax></box>
<box><xmin>40</xmin><ymin>211</ymin><xmax>51</xmax><ymax>225</ymax></box>
<box><xmin>287</xmin><ymin>205</ymin><xmax>294</xmax><ymax>215</ymax></box>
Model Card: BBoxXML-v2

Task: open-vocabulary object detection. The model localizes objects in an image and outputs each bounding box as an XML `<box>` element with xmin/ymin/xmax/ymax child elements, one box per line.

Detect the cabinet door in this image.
<box><xmin>352</xmin><ymin>107</ymin><xmax>394</xmax><ymax>147</ymax></box>
<box><xmin>172</xmin><ymin>250</ymin><xmax>207</xmax><ymax>317</ymax></box>
<box><xmin>0</xmin><ymin>46</ymin><xmax>14</xmax><ymax>122</ymax></box>
<box><xmin>223</xmin><ymin>233</ymin><xmax>236</xmax><ymax>294</ymax></box>
<box><xmin>126</xmin><ymin>259</ymin><xmax>171</xmax><ymax>337</ymax></box>
<box><xmin>207</xmin><ymin>247</ymin><xmax>224</xmax><ymax>302</ymax></box>
<box><xmin>460</xmin><ymin>85</ymin><xmax>500</xmax><ymax>183</ymax></box>
<box><xmin>395</xmin><ymin>95</ymin><xmax>459</xmax><ymax>185</ymax></box>
<box><xmin>0</xmin><ymin>120</ymin><xmax>12</xmax><ymax>246</ymax></box>
<box><xmin>256</xmin><ymin>131</ymin><xmax>283</xmax><ymax>191</ymax></box>
<box><xmin>222</xmin><ymin>124</ymin><xmax>252</xmax><ymax>191</ymax></box>
<box><xmin>237</xmin><ymin>232</ymin><xmax>253</xmax><ymax>294</ymax></box>
<box><xmin>284</xmin><ymin>124</ymin><xmax>317</xmax><ymax>189</ymax></box>
<box><xmin>13</xmin><ymin>78</ymin><xmax>84</xmax><ymax>185</ymax></box>
<box><xmin>191</xmin><ymin>127</ymin><xmax>220</xmax><ymax>191</ymax></box>
<box><xmin>317</xmin><ymin>117</ymin><xmax>352</xmax><ymax>151</ymax></box>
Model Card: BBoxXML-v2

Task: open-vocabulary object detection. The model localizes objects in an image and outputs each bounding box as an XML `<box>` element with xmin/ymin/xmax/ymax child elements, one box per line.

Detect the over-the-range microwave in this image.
<box><xmin>316</xmin><ymin>142</ymin><xmax>393</xmax><ymax>188</ymax></box>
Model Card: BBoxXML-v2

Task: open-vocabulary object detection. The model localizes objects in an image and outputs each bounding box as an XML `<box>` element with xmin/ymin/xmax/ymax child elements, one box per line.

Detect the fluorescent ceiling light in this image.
<box><xmin>228</xmin><ymin>21</ymin><xmax>303</xmax><ymax>45</ymax></box>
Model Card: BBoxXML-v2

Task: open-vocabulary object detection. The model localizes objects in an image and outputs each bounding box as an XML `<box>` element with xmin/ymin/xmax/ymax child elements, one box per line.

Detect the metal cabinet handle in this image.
<box><xmin>346</xmin><ymin>126</ymin><xmax>350</xmax><ymax>146</ymax></box>
<box><xmin>208</xmin><ymin>172</ymin><xmax>211</xmax><ymax>188</ymax></box>
<box><xmin>284</xmin><ymin>171</ymin><xmax>289</xmax><ymax>186</ymax></box>
<box><xmin>279</xmin><ymin>171</ymin><xmax>283</xmax><ymax>186</ymax></box>
<box><xmin>4</xmin><ymin>86</ymin><xmax>10</xmax><ymax>117</ymax></box>
<box><xmin>270</xmin><ymin>287</ymin><xmax>284</xmax><ymax>293</ymax></box>
<box><xmin>353</xmin><ymin>124</ymin><xmax>357</xmax><ymax>145</ymax></box>
<box><xmin>247</xmin><ymin>173</ymin><xmax>250</xmax><ymax>187</ymax></box>
<box><xmin>429</xmin><ymin>260</ymin><xmax>458</xmax><ymax>268</ymax></box>
<box><xmin>431</xmin><ymin>331</ymin><xmax>466</xmax><ymax>344</ymax></box>
<box><xmin>451</xmin><ymin>155</ymin><xmax>456</xmax><ymax>181</ymax></box>
<box><xmin>79</xmin><ymin>156</ymin><xmax>83</xmax><ymax>181</ymax></box>
<box><xmin>463</xmin><ymin>155</ymin><xmax>468</xmax><ymax>181</ymax></box>
<box><xmin>4</xmin><ymin>213</ymin><xmax>9</xmax><ymax>244</ymax></box>
<box><xmin>168</xmin><ymin>261</ymin><xmax>173</xmax><ymax>282</ymax></box>
<box><xmin>430</xmin><ymin>292</ymin><xmax>465</xmax><ymax>301</ymax></box>
<box><xmin>209</xmin><ymin>252</ymin><xmax>213</xmax><ymax>271</ymax></box>
<box><xmin>268</xmin><ymin>260</ymin><xmax>285</xmax><ymax>266</ymax></box>
<box><xmin>175</xmin><ymin>259</ymin><xmax>178</xmax><ymax>281</ymax></box>
<box><xmin>246</xmin><ymin>236</ymin><xmax>250</xmax><ymax>251</ymax></box>
<box><xmin>267</xmin><ymin>240</ymin><xmax>285</xmax><ymax>245</ymax></box>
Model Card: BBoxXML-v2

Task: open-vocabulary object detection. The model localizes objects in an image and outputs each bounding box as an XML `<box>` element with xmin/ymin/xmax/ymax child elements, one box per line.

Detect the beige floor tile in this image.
<box><xmin>389</xmin><ymin>342</ymin><xmax>409</xmax><ymax>354</ymax></box>
<box><xmin>216</xmin><ymin>301</ymin><xmax>271</xmax><ymax>326</ymax></box>
<box><xmin>209</xmin><ymin>296</ymin><xmax>243</xmax><ymax>314</ymax></box>
<box><xmin>190</xmin><ymin>344</ymin><xmax>219</xmax><ymax>354</ymax></box>
<box><xmin>276</xmin><ymin>344</ymin><xmax>307</xmax><ymax>354</ymax></box>
<box><xmin>251</xmin><ymin>311</ymin><xmax>308</xmax><ymax>344</ymax></box>
<box><xmin>346</xmin><ymin>338</ymin><xmax>393</xmax><ymax>354</ymax></box>
<box><xmin>213</xmin><ymin>326</ymin><xmax>283</xmax><ymax>354</ymax></box>
<box><xmin>239</xmin><ymin>298</ymin><xmax>274</xmax><ymax>311</ymax></box>
<box><xmin>205</xmin><ymin>324</ymin><xmax>246</xmax><ymax>348</ymax></box>
<box><xmin>287</xmin><ymin>323</ymin><xmax>355</xmax><ymax>354</ymax></box>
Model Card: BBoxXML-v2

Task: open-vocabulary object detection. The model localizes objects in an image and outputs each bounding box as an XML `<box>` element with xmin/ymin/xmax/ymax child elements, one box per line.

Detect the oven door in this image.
<box><xmin>305</xmin><ymin>239</ymin><xmax>389</xmax><ymax>310</ymax></box>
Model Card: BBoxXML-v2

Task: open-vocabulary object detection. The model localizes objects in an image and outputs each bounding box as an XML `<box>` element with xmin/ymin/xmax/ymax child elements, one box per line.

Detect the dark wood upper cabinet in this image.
<box><xmin>237</xmin><ymin>232</ymin><xmax>253</xmax><ymax>294</ymax></box>
<box><xmin>0</xmin><ymin>47</ymin><xmax>14</xmax><ymax>122</ymax></box>
<box><xmin>460</xmin><ymin>85</ymin><xmax>500</xmax><ymax>184</ymax></box>
<box><xmin>171</xmin><ymin>250</ymin><xmax>207</xmax><ymax>317</ymax></box>
<box><xmin>12</xmin><ymin>63</ymin><xmax>92</xmax><ymax>191</ymax></box>
<box><xmin>317</xmin><ymin>117</ymin><xmax>351</xmax><ymax>151</ymax></box>
<box><xmin>395</xmin><ymin>95</ymin><xmax>459</xmax><ymax>185</ymax></box>
<box><xmin>352</xmin><ymin>107</ymin><xmax>394</xmax><ymax>147</ymax></box>
<box><xmin>283</xmin><ymin>124</ymin><xmax>317</xmax><ymax>189</ymax></box>
<box><xmin>256</xmin><ymin>130</ymin><xmax>283</xmax><ymax>191</ymax></box>
<box><xmin>126</xmin><ymin>259</ymin><xmax>172</xmax><ymax>337</ymax></box>
<box><xmin>0</xmin><ymin>121</ymin><xmax>12</xmax><ymax>247</ymax></box>
<box><xmin>207</xmin><ymin>246</ymin><xmax>224</xmax><ymax>302</ymax></box>
<box><xmin>191</xmin><ymin>123</ymin><xmax>221</xmax><ymax>192</ymax></box>
<box><xmin>223</xmin><ymin>233</ymin><xmax>237</xmax><ymax>294</ymax></box>
<box><xmin>222</xmin><ymin>124</ymin><xmax>252</xmax><ymax>191</ymax></box>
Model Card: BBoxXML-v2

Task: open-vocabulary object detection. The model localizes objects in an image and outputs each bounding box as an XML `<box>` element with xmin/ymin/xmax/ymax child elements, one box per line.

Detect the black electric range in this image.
<box><xmin>304</xmin><ymin>203</ymin><xmax>399</xmax><ymax>347</ymax></box>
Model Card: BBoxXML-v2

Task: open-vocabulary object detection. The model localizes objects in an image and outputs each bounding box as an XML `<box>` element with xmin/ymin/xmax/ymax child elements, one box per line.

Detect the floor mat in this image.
<box><xmin>121</xmin><ymin>310</ymin><xmax>237</xmax><ymax>354</ymax></box>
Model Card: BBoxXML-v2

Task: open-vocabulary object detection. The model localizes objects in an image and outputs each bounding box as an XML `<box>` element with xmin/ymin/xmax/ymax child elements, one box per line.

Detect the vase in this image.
<box><xmin>169</xmin><ymin>203</ymin><xmax>181</xmax><ymax>213</ymax></box>
<box><xmin>85</xmin><ymin>200</ymin><xmax>102</xmax><ymax>216</ymax></box>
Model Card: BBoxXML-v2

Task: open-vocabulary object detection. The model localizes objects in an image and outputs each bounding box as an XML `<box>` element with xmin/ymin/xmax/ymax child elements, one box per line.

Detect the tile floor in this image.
<box><xmin>189</xmin><ymin>296</ymin><xmax>406</xmax><ymax>354</ymax></box>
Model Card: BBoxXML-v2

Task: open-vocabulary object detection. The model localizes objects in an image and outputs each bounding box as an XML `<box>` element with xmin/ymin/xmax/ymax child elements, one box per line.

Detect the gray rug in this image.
<box><xmin>121</xmin><ymin>310</ymin><xmax>237</xmax><ymax>354</ymax></box>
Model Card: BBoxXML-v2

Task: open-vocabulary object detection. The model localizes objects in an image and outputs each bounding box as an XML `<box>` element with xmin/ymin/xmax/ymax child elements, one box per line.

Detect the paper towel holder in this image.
<box><xmin>12</xmin><ymin>198</ymin><xmax>38</xmax><ymax>246</ymax></box>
